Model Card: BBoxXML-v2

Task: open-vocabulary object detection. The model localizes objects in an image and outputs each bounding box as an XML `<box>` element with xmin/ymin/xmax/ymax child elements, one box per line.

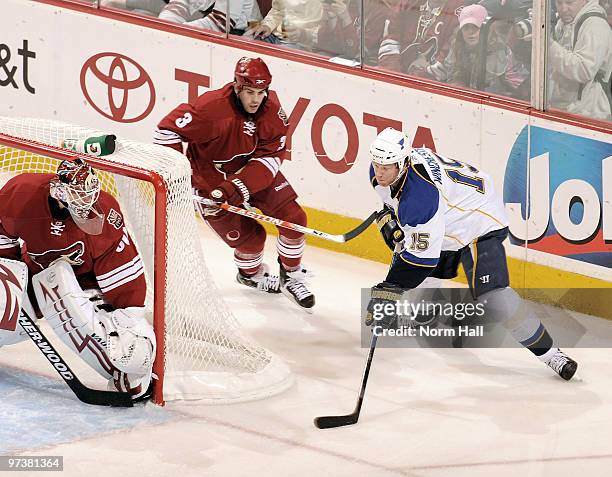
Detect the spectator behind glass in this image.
<box><xmin>378</xmin><ymin>0</ymin><xmax>463</xmax><ymax>79</ymax></box>
<box><xmin>598</xmin><ymin>0</ymin><xmax>611</xmax><ymax>23</ymax></box>
<box><xmin>442</xmin><ymin>4</ymin><xmax>528</xmax><ymax>97</ymax></box>
<box><xmin>475</xmin><ymin>0</ymin><xmax>535</xmax><ymax>101</ymax></box>
<box><xmin>548</xmin><ymin>0</ymin><xmax>612</xmax><ymax>120</ymax></box>
<box><xmin>244</xmin><ymin>0</ymin><xmax>323</xmax><ymax>50</ymax></box>
<box><xmin>315</xmin><ymin>0</ymin><xmax>405</xmax><ymax>65</ymax></box>
<box><xmin>100</xmin><ymin>0</ymin><xmax>167</xmax><ymax>15</ymax></box>
<box><xmin>159</xmin><ymin>0</ymin><xmax>252</xmax><ymax>33</ymax></box>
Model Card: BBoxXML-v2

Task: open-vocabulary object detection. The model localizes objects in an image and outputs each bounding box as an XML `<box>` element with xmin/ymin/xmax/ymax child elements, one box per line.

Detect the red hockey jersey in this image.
<box><xmin>0</xmin><ymin>174</ymin><xmax>146</xmax><ymax>309</ymax></box>
<box><xmin>154</xmin><ymin>83</ymin><xmax>290</xmax><ymax>196</ymax></box>
<box><xmin>316</xmin><ymin>0</ymin><xmax>405</xmax><ymax>66</ymax></box>
<box><xmin>378</xmin><ymin>0</ymin><xmax>462</xmax><ymax>79</ymax></box>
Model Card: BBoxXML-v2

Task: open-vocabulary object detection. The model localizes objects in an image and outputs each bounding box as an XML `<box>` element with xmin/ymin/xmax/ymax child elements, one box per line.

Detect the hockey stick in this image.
<box><xmin>193</xmin><ymin>196</ymin><xmax>377</xmax><ymax>243</ymax></box>
<box><xmin>314</xmin><ymin>332</ymin><xmax>378</xmax><ymax>429</ymax></box>
<box><xmin>17</xmin><ymin>311</ymin><xmax>134</xmax><ymax>407</ymax></box>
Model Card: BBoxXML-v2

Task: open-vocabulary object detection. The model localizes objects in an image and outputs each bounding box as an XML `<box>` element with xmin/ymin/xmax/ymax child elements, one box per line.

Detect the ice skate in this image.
<box><xmin>236</xmin><ymin>264</ymin><xmax>281</xmax><ymax>293</ymax></box>
<box><xmin>279</xmin><ymin>263</ymin><xmax>315</xmax><ymax>310</ymax></box>
<box><xmin>546</xmin><ymin>349</ymin><xmax>578</xmax><ymax>381</ymax></box>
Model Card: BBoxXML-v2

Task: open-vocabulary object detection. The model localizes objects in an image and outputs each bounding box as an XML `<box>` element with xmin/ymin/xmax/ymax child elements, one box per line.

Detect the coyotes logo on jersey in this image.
<box><xmin>29</xmin><ymin>241</ymin><xmax>86</xmax><ymax>270</ymax></box>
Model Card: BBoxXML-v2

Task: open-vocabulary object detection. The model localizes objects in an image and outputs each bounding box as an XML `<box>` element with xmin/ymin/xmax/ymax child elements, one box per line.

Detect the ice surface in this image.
<box><xmin>0</xmin><ymin>368</ymin><xmax>173</xmax><ymax>454</ymax></box>
<box><xmin>1</xmin><ymin>225</ymin><xmax>610</xmax><ymax>477</ymax></box>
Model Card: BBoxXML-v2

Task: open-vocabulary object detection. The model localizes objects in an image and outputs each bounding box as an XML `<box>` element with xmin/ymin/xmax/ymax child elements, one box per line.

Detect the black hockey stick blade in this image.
<box><xmin>314</xmin><ymin>334</ymin><xmax>378</xmax><ymax>429</ymax></box>
<box><xmin>18</xmin><ymin>312</ymin><xmax>134</xmax><ymax>407</ymax></box>
<box><xmin>69</xmin><ymin>375</ymin><xmax>134</xmax><ymax>407</ymax></box>
<box><xmin>314</xmin><ymin>412</ymin><xmax>359</xmax><ymax>429</ymax></box>
<box><xmin>340</xmin><ymin>211</ymin><xmax>378</xmax><ymax>242</ymax></box>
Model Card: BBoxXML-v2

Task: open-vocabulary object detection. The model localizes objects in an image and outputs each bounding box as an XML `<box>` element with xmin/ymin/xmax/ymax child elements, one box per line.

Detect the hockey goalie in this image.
<box><xmin>0</xmin><ymin>158</ymin><xmax>155</xmax><ymax>399</ymax></box>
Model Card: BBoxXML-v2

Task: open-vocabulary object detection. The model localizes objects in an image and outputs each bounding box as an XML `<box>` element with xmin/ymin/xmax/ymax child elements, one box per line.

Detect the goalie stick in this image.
<box><xmin>17</xmin><ymin>311</ymin><xmax>134</xmax><ymax>407</ymax></box>
<box><xmin>193</xmin><ymin>196</ymin><xmax>377</xmax><ymax>243</ymax></box>
<box><xmin>314</xmin><ymin>333</ymin><xmax>378</xmax><ymax>429</ymax></box>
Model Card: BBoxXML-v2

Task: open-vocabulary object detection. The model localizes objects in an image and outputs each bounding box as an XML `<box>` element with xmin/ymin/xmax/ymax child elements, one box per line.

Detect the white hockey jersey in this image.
<box><xmin>371</xmin><ymin>147</ymin><xmax>508</xmax><ymax>268</ymax></box>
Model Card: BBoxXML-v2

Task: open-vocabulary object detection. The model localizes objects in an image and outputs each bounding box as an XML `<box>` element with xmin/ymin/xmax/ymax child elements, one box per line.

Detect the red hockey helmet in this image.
<box><xmin>234</xmin><ymin>57</ymin><xmax>272</xmax><ymax>91</ymax></box>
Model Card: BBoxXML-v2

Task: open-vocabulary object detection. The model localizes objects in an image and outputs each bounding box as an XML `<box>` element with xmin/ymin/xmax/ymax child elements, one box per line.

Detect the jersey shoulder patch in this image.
<box><xmin>106</xmin><ymin>208</ymin><xmax>124</xmax><ymax>230</ymax></box>
<box><xmin>277</xmin><ymin>106</ymin><xmax>289</xmax><ymax>126</ymax></box>
<box><xmin>96</xmin><ymin>193</ymin><xmax>126</xmax><ymax>239</ymax></box>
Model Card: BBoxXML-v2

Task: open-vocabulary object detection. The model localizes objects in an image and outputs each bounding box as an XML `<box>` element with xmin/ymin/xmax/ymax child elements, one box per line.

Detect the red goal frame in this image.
<box><xmin>0</xmin><ymin>132</ymin><xmax>168</xmax><ymax>404</ymax></box>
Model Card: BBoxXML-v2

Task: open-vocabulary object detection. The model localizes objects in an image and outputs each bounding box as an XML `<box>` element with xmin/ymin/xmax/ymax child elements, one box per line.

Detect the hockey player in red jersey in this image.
<box><xmin>0</xmin><ymin>159</ymin><xmax>155</xmax><ymax>399</ymax></box>
<box><xmin>154</xmin><ymin>57</ymin><xmax>314</xmax><ymax>310</ymax></box>
<box><xmin>378</xmin><ymin>0</ymin><xmax>463</xmax><ymax>79</ymax></box>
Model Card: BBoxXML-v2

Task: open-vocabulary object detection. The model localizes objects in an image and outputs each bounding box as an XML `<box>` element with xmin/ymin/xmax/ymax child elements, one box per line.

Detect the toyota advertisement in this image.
<box><xmin>80</xmin><ymin>52</ymin><xmax>156</xmax><ymax>123</ymax></box>
<box><xmin>1</xmin><ymin>0</ymin><xmax>610</xmax><ymax>283</ymax></box>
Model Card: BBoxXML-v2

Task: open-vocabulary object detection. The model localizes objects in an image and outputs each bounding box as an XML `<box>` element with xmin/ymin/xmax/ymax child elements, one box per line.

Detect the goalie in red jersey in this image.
<box><xmin>0</xmin><ymin>159</ymin><xmax>155</xmax><ymax>399</ymax></box>
<box><xmin>154</xmin><ymin>57</ymin><xmax>314</xmax><ymax>310</ymax></box>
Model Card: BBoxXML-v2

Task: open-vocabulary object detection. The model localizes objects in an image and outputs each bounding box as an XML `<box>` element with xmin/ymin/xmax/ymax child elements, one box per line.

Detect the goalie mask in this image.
<box><xmin>50</xmin><ymin>158</ymin><xmax>104</xmax><ymax>235</ymax></box>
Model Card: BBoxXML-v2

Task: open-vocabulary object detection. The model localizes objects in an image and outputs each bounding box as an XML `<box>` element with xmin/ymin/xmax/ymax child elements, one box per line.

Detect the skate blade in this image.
<box><xmin>281</xmin><ymin>288</ymin><xmax>315</xmax><ymax>314</ymax></box>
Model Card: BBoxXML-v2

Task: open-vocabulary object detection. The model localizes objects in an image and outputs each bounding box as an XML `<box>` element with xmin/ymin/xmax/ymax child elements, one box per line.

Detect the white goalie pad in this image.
<box><xmin>31</xmin><ymin>260</ymin><xmax>155</xmax><ymax>398</ymax></box>
<box><xmin>0</xmin><ymin>258</ymin><xmax>31</xmax><ymax>346</ymax></box>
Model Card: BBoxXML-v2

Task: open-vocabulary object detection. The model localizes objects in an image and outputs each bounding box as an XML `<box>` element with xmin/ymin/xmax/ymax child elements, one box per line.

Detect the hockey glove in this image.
<box><xmin>365</xmin><ymin>282</ymin><xmax>404</xmax><ymax>329</ymax></box>
<box><xmin>376</xmin><ymin>205</ymin><xmax>405</xmax><ymax>252</ymax></box>
<box><xmin>207</xmin><ymin>179</ymin><xmax>251</xmax><ymax>216</ymax></box>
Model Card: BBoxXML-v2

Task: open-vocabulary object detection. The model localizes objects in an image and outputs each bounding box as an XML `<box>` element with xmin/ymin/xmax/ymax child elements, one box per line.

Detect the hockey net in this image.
<box><xmin>0</xmin><ymin>116</ymin><xmax>293</xmax><ymax>405</ymax></box>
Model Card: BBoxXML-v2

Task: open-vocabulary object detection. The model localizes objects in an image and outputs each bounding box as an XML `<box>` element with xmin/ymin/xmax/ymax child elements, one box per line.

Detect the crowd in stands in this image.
<box><xmin>100</xmin><ymin>0</ymin><xmax>612</xmax><ymax>121</ymax></box>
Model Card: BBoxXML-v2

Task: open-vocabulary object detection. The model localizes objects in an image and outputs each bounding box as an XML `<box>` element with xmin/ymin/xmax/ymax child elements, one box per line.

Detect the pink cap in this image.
<box><xmin>459</xmin><ymin>4</ymin><xmax>488</xmax><ymax>29</ymax></box>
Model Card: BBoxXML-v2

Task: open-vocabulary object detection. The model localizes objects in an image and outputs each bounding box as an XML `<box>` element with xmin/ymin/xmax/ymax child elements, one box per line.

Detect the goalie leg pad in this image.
<box><xmin>0</xmin><ymin>293</ymin><xmax>38</xmax><ymax>346</ymax></box>
<box><xmin>0</xmin><ymin>258</ymin><xmax>30</xmax><ymax>346</ymax></box>
<box><xmin>32</xmin><ymin>261</ymin><xmax>155</xmax><ymax>398</ymax></box>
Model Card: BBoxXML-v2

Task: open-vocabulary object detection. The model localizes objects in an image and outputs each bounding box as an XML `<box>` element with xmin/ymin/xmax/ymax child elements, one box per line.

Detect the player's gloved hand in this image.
<box><xmin>194</xmin><ymin>188</ymin><xmax>219</xmax><ymax>218</ymax></box>
<box><xmin>375</xmin><ymin>204</ymin><xmax>405</xmax><ymax>252</ymax></box>
<box><xmin>210</xmin><ymin>180</ymin><xmax>246</xmax><ymax>206</ymax></box>
<box><xmin>365</xmin><ymin>282</ymin><xmax>404</xmax><ymax>329</ymax></box>
<box><xmin>206</xmin><ymin>179</ymin><xmax>250</xmax><ymax>217</ymax></box>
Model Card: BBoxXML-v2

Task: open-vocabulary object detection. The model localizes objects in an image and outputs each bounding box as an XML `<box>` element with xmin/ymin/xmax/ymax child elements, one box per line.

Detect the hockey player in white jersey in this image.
<box><xmin>366</xmin><ymin>127</ymin><xmax>578</xmax><ymax>380</ymax></box>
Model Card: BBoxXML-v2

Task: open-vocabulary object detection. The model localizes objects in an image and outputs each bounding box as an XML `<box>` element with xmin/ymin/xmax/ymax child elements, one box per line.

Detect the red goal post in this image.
<box><xmin>0</xmin><ymin>117</ymin><xmax>293</xmax><ymax>405</ymax></box>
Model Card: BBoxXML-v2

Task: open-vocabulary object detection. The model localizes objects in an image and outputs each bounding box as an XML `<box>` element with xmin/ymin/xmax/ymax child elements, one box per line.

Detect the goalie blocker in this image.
<box><xmin>0</xmin><ymin>257</ymin><xmax>155</xmax><ymax>400</ymax></box>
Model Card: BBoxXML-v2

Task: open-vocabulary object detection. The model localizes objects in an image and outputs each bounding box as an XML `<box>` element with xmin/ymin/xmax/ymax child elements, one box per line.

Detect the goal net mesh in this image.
<box><xmin>0</xmin><ymin>116</ymin><xmax>292</xmax><ymax>404</ymax></box>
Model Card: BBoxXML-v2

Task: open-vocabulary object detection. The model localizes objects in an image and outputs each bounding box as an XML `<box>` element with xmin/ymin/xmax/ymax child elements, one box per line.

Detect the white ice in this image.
<box><xmin>1</xmin><ymin>225</ymin><xmax>611</xmax><ymax>477</ymax></box>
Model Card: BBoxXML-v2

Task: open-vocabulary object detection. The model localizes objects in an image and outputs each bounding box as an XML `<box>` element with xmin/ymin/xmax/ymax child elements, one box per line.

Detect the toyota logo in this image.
<box><xmin>80</xmin><ymin>52</ymin><xmax>155</xmax><ymax>123</ymax></box>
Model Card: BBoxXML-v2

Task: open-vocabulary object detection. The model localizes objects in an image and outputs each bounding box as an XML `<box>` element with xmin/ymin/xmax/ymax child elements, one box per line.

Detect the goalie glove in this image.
<box><xmin>376</xmin><ymin>204</ymin><xmax>405</xmax><ymax>252</ymax></box>
<box><xmin>365</xmin><ymin>282</ymin><xmax>404</xmax><ymax>329</ymax></box>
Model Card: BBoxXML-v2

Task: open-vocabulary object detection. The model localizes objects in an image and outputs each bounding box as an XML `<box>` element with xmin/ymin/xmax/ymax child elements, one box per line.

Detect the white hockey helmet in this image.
<box><xmin>369</xmin><ymin>127</ymin><xmax>411</xmax><ymax>172</ymax></box>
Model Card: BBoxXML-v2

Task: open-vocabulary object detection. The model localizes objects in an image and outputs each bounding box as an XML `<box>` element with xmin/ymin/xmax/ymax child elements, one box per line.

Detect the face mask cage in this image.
<box><xmin>63</xmin><ymin>181</ymin><xmax>101</xmax><ymax>219</ymax></box>
<box><xmin>51</xmin><ymin>160</ymin><xmax>101</xmax><ymax>220</ymax></box>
